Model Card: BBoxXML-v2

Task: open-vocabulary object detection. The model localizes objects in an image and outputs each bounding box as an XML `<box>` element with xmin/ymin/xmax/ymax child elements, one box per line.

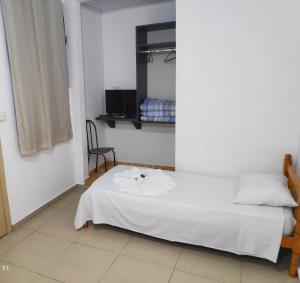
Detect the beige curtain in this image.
<box><xmin>1</xmin><ymin>0</ymin><xmax>73</xmax><ymax>156</ymax></box>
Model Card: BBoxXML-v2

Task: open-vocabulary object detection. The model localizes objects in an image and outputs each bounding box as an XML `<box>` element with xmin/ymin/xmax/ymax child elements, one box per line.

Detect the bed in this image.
<box><xmin>74</xmin><ymin>154</ymin><xmax>300</xmax><ymax>277</ymax></box>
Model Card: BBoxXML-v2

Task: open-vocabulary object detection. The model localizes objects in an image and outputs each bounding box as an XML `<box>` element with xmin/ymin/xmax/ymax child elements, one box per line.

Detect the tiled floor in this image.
<box><xmin>0</xmin><ymin>171</ymin><xmax>299</xmax><ymax>283</ymax></box>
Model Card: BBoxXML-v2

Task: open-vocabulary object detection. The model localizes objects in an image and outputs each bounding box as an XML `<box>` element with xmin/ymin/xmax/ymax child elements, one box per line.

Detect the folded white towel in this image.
<box><xmin>114</xmin><ymin>167</ymin><xmax>176</xmax><ymax>196</ymax></box>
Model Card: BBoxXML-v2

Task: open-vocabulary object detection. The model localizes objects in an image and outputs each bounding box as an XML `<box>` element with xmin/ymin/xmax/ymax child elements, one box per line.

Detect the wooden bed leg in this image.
<box><xmin>289</xmin><ymin>253</ymin><xmax>299</xmax><ymax>277</ymax></box>
<box><xmin>289</xmin><ymin>238</ymin><xmax>300</xmax><ymax>277</ymax></box>
<box><xmin>83</xmin><ymin>221</ymin><xmax>89</xmax><ymax>229</ymax></box>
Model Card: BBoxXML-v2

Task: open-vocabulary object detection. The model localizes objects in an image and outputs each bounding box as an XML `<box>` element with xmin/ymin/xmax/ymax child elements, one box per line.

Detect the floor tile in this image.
<box><xmin>38</xmin><ymin>207</ymin><xmax>82</xmax><ymax>241</ymax></box>
<box><xmin>122</xmin><ymin>235</ymin><xmax>181</xmax><ymax>267</ymax></box>
<box><xmin>170</xmin><ymin>270</ymin><xmax>220</xmax><ymax>283</ymax></box>
<box><xmin>1</xmin><ymin>232</ymin><xmax>71</xmax><ymax>273</ymax></box>
<box><xmin>74</xmin><ymin>185</ymin><xmax>88</xmax><ymax>194</ymax></box>
<box><xmin>0</xmin><ymin>260</ymin><xmax>37</xmax><ymax>283</ymax></box>
<box><xmin>101</xmin><ymin>255</ymin><xmax>173</xmax><ymax>283</ymax></box>
<box><xmin>241</xmin><ymin>261</ymin><xmax>291</xmax><ymax>283</ymax></box>
<box><xmin>76</xmin><ymin>225</ymin><xmax>131</xmax><ymax>253</ymax></box>
<box><xmin>240</xmin><ymin>250</ymin><xmax>295</xmax><ymax>283</ymax></box>
<box><xmin>41</xmin><ymin>242</ymin><xmax>116</xmax><ymax>283</ymax></box>
<box><xmin>176</xmin><ymin>248</ymin><xmax>241</xmax><ymax>283</ymax></box>
<box><xmin>21</xmin><ymin>207</ymin><xmax>61</xmax><ymax>231</ymax></box>
<box><xmin>283</xmin><ymin>276</ymin><xmax>300</xmax><ymax>283</ymax></box>
<box><xmin>0</xmin><ymin>227</ymin><xmax>32</xmax><ymax>255</ymax></box>
<box><xmin>50</xmin><ymin>191</ymin><xmax>81</xmax><ymax>211</ymax></box>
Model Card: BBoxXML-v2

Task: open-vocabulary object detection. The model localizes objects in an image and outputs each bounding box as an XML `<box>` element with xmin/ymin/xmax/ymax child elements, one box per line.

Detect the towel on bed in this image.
<box><xmin>140</xmin><ymin>98</ymin><xmax>175</xmax><ymax>112</ymax></box>
<box><xmin>114</xmin><ymin>167</ymin><xmax>176</xmax><ymax>196</ymax></box>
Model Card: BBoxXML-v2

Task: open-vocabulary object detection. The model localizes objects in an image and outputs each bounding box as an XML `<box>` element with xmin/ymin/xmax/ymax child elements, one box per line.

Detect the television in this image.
<box><xmin>105</xmin><ymin>90</ymin><xmax>136</xmax><ymax>118</ymax></box>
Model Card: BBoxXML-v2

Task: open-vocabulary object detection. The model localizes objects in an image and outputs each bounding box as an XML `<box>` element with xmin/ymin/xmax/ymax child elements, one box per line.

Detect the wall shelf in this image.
<box><xmin>96</xmin><ymin>115</ymin><xmax>174</xmax><ymax>129</ymax></box>
<box><xmin>96</xmin><ymin>115</ymin><xmax>140</xmax><ymax>129</ymax></box>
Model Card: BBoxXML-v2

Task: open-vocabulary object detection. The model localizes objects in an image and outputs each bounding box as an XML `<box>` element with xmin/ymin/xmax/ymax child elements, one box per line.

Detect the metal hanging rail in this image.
<box><xmin>138</xmin><ymin>48</ymin><xmax>176</xmax><ymax>54</ymax></box>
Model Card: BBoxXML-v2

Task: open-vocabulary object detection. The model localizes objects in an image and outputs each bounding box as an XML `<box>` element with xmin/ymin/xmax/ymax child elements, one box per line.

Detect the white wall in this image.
<box><xmin>63</xmin><ymin>0</ymin><xmax>89</xmax><ymax>180</ymax></box>
<box><xmin>0</xmin><ymin>0</ymin><xmax>87</xmax><ymax>224</ymax></box>
<box><xmin>148</xmin><ymin>29</ymin><xmax>176</xmax><ymax>100</ymax></box>
<box><xmin>81</xmin><ymin>7</ymin><xmax>106</xmax><ymax>172</ymax></box>
<box><xmin>101</xmin><ymin>2</ymin><xmax>176</xmax><ymax>166</ymax></box>
<box><xmin>176</xmin><ymin>0</ymin><xmax>300</xmax><ymax>176</ymax></box>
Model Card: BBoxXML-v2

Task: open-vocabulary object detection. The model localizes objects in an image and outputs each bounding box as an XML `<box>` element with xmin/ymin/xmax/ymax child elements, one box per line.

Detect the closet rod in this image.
<box><xmin>139</xmin><ymin>48</ymin><xmax>176</xmax><ymax>54</ymax></box>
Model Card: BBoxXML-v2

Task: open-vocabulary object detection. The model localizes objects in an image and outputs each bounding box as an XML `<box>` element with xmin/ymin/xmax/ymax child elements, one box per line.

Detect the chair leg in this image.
<box><xmin>101</xmin><ymin>154</ymin><xmax>107</xmax><ymax>172</ymax></box>
<box><xmin>88</xmin><ymin>153</ymin><xmax>90</xmax><ymax>162</ymax></box>
<box><xmin>112</xmin><ymin>150</ymin><xmax>116</xmax><ymax>166</ymax></box>
<box><xmin>95</xmin><ymin>154</ymin><xmax>99</xmax><ymax>173</ymax></box>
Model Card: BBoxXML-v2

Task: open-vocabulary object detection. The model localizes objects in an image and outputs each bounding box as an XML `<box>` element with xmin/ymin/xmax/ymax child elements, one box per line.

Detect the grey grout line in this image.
<box><xmin>31</xmin><ymin>230</ymin><xmax>75</xmax><ymax>244</ymax></box>
<box><xmin>73</xmin><ymin>232</ymin><xmax>181</xmax><ymax>270</ymax></box>
<box><xmin>173</xmin><ymin>267</ymin><xmax>224</xmax><ymax>283</ymax></box>
<box><xmin>168</xmin><ymin>247</ymin><xmax>183</xmax><ymax>283</ymax></box>
<box><xmin>36</xmin><ymin>239</ymin><xmax>74</xmax><ymax>282</ymax></box>
<box><xmin>0</xmin><ymin>228</ymin><xmax>35</xmax><ymax>255</ymax></box>
<box><xmin>98</xmin><ymin>251</ymin><xmax>120</xmax><ymax>283</ymax></box>
<box><xmin>116</xmin><ymin>251</ymin><xmax>177</xmax><ymax>270</ymax></box>
<box><xmin>71</xmin><ymin>240</ymin><xmax>119</xmax><ymax>256</ymax></box>
<box><xmin>32</xmin><ymin>273</ymin><xmax>64</xmax><ymax>283</ymax></box>
<box><xmin>119</xmin><ymin>234</ymin><xmax>133</xmax><ymax>254</ymax></box>
<box><xmin>36</xmin><ymin>271</ymin><xmax>65</xmax><ymax>283</ymax></box>
<box><xmin>119</xmin><ymin>253</ymin><xmax>177</xmax><ymax>273</ymax></box>
<box><xmin>240</xmin><ymin>261</ymin><xmax>243</xmax><ymax>283</ymax></box>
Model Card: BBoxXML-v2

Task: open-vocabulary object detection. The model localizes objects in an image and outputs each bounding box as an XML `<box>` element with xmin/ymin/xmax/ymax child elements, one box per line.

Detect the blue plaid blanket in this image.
<box><xmin>141</xmin><ymin>110</ymin><xmax>176</xmax><ymax>117</ymax></box>
<box><xmin>141</xmin><ymin>116</ymin><xmax>175</xmax><ymax>123</ymax></box>
<box><xmin>140</xmin><ymin>98</ymin><xmax>175</xmax><ymax>112</ymax></box>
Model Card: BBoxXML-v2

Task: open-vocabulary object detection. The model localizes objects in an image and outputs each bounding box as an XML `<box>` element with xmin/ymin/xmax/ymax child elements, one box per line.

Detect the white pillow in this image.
<box><xmin>234</xmin><ymin>174</ymin><xmax>297</xmax><ymax>207</ymax></box>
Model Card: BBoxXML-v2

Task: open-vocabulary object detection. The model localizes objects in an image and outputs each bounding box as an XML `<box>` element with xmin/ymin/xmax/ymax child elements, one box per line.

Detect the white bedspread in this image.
<box><xmin>75</xmin><ymin>165</ymin><xmax>286</xmax><ymax>262</ymax></box>
<box><xmin>113</xmin><ymin>167</ymin><xmax>176</xmax><ymax>195</ymax></box>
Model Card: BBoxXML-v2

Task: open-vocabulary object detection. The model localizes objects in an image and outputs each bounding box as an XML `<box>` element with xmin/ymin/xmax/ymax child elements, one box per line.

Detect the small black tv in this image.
<box><xmin>105</xmin><ymin>90</ymin><xmax>136</xmax><ymax>118</ymax></box>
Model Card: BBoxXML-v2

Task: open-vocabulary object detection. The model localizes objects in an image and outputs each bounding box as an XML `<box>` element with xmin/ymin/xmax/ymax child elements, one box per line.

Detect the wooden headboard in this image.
<box><xmin>284</xmin><ymin>154</ymin><xmax>300</xmax><ymax>236</ymax></box>
<box><xmin>284</xmin><ymin>154</ymin><xmax>300</xmax><ymax>205</ymax></box>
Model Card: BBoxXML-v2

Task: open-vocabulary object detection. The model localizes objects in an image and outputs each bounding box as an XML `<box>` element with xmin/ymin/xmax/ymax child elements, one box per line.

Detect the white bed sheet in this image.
<box><xmin>75</xmin><ymin>165</ymin><xmax>289</xmax><ymax>262</ymax></box>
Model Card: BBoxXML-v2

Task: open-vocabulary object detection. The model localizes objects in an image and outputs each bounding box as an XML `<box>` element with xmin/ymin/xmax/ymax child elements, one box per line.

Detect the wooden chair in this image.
<box><xmin>86</xmin><ymin>119</ymin><xmax>116</xmax><ymax>172</ymax></box>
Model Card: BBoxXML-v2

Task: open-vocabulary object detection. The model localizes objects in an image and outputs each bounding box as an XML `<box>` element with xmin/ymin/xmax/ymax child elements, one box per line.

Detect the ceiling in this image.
<box><xmin>81</xmin><ymin>0</ymin><xmax>175</xmax><ymax>14</ymax></box>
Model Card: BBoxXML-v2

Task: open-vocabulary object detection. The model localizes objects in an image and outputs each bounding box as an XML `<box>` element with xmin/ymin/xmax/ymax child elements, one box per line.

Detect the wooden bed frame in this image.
<box><xmin>83</xmin><ymin>154</ymin><xmax>300</xmax><ymax>277</ymax></box>
<box><xmin>281</xmin><ymin>154</ymin><xmax>300</xmax><ymax>277</ymax></box>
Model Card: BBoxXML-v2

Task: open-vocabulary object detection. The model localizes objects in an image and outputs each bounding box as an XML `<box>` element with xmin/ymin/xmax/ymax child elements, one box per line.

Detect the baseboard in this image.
<box><xmin>12</xmin><ymin>184</ymin><xmax>81</xmax><ymax>230</ymax></box>
<box><xmin>116</xmin><ymin>161</ymin><xmax>175</xmax><ymax>171</ymax></box>
<box><xmin>88</xmin><ymin>160</ymin><xmax>175</xmax><ymax>176</ymax></box>
<box><xmin>87</xmin><ymin>160</ymin><xmax>175</xmax><ymax>177</ymax></box>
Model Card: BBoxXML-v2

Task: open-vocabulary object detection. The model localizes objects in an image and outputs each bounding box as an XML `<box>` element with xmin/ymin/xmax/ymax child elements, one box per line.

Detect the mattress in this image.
<box><xmin>283</xmin><ymin>207</ymin><xmax>295</xmax><ymax>236</ymax></box>
<box><xmin>75</xmin><ymin>165</ymin><xmax>294</xmax><ymax>262</ymax></box>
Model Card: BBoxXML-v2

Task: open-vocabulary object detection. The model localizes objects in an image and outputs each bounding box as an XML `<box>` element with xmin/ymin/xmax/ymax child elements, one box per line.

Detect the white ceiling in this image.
<box><xmin>81</xmin><ymin>0</ymin><xmax>175</xmax><ymax>14</ymax></box>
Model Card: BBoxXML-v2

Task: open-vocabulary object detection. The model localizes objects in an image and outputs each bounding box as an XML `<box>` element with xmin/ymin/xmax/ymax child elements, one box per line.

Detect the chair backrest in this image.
<box><xmin>86</xmin><ymin>120</ymin><xmax>99</xmax><ymax>152</ymax></box>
